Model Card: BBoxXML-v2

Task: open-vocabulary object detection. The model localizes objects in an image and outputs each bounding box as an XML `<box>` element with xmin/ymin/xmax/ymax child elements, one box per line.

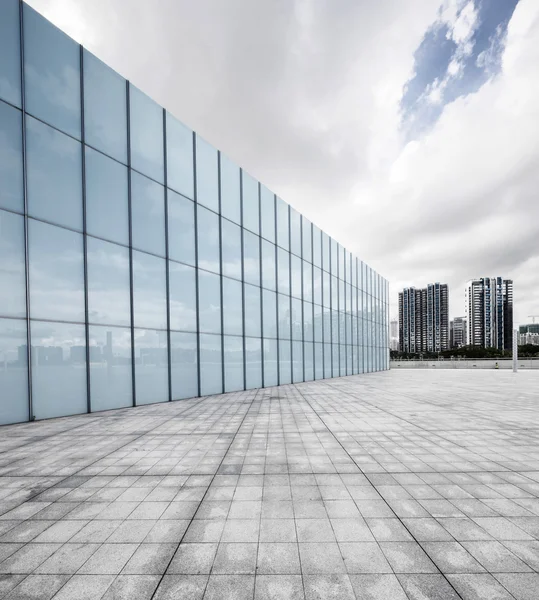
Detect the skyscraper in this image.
<box><xmin>450</xmin><ymin>317</ymin><xmax>467</xmax><ymax>348</ymax></box>
<box><xmin>398</xmin><ymin>283</ymin><xmax>449</xmax><ymax>353</ymax></box>
<box><xmin>465</xmin><ymin>278</ymin><xmax>513</xmax><ymax>350</ymax></box>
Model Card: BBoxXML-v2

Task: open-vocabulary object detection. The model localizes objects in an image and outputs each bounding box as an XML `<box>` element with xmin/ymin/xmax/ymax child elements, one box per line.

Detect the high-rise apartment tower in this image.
<box><xmin>398</xmin><ymin>283</ymin><xmax>449</xmax><ymax>353</ymax></box>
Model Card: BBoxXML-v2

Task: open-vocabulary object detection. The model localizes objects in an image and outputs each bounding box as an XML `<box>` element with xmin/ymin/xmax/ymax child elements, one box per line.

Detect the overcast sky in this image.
<box><xmin>28</xmin><ymin>0</ymin><xmax>539</xmax><ymax>326</ymax></box>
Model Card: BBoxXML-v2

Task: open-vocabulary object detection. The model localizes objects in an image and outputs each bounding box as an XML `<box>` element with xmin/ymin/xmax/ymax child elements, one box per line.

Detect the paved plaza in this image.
<box><xmin>1</xmin><ymin>370</ymin><xmax>539</xmax><ymax>599</ymax></box>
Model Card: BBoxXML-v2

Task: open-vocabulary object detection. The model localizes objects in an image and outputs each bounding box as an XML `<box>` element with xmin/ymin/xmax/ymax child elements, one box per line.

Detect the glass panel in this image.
<box><xmin>312</xmin><ymin>226</ymin><xmax>321</xmax><ymax>269</ymax></box>
<box><xmin>85</xmin><ymin>147</ymin><xmax>128</xmax><ymax>245</ymax></box>
<box><xmin>87</xmin><ymin>237</ymin><xmax>130</xmax><ymax>326</ymax></box>
<box><xmin>243</xmin><ymin>230</ymin><xmax>260</xmax><ymax>287</ymax></box>
<box><xmin>220</xmin><ymin>154</ymin><xmax>240</xmax><ymax>225</ymax></box>
<box><xmin>224</xmin><ymin>335</ymin><xmax>244</xmax><ymax>393</ymax></box>
<box><xmin>29</xmin><ymin>220</ymin><xmax>84</xmax><ymax>322</ymax></box>
<box><xmin>169</xmin><ymin>262</ymin><xmax>197</xmax><ymax>332</ymax></box>
<box><xmin>197</xmin><ymin>205</ymin><xmax>220</xmax><ymax>274</ymax></box>
<box><xmin>221</xmin><ymin>218</ymin><xmax>242</xmax><ymax>280</ymax></box>
<box><xmin>0</xmin><ymin>101</ymin><xmax>23</xmax><ymax>213</ymax></box>
<box><xmin>171</xmin><ymin>331</ymin><xmax>198</xmax><ymax>400</ymax></box>
<box><xmin>26</xmin><ymin>116</ymin><xmax>82</xmax><ymax>231</ymax></box>
<box><xmin>199</xmin><ymin>333</ymin><xmax>222</xmax><ymax>396</ymax></box>
<box><xmin>89</xmin><ymin>325</ymin><xmax>132</xmax><ymax>412</ymax></box>
<box><xmin>129</xmin><ymin>84</ymin><xmax>164</xmax><ymax>183</ymax></box>
<box><xmin>332</xmin><ymin>311</ymin><xmax>339</xmax><ymax>343</ymax></box>
<box><xmin>198</xmin><ymin>270</ymin><xmax>221</xmax><ymax>335</ymax></box>
<box><xmin>84</xmin><ymin>50</ymin><xmax>127</xmax><ymax>163</ymax></box>
<box><xmin>339</xmin><ymin>279</ymin><xmax>345</xmax><ymax>311</ymax></box>
<box><xmin>304</xmin><ymin>341</ymin><xmax>314</xmax><ymax>381</ymax></box>
<box><xmin>323</xmin><ymin>309</ymin><xmax>331</xmax><ymax>344</ymax></box>
<box><xmin>304</xmin><ymin>301</ymin><xmax>313</xmax><ymax>342</ymax></box>
<box><xmin>31</xmin><ymin>321</ymin><xmax>87</xmax><ymax>420</ymax></box>
<box><xmin>260</xmin><ymin>186</ymin><xmax>275</xmax><ymax>243</ymax></box>
<box><xmin>196</xmin><ymin>136</ymin><xmax>218</xmax><ymax>212</ymax></box>
<box><xmin>131</xmin><ymin>171</ymin><xmax>165</xmax><ymax>257</ymax></box>
<box><xmin>314</xmin><ymin>342</ymin><xmax>323</xmax><ymax>380</ymax></box>
<box><xmin>303</xmin><ymin>261</ymin><xmax>313</xmax><ymax>303</ymax></box>
<box><xmin>314</xmin><ymin>304</ymin><xmax>322</xmax><ymax>343</ymax></box>
<box><xmin>132</xmin><ymin>250</ymin><xmax>167</xmax><ymax>329</ymax></box>
<box><xmin>291</xmin><ymin>298</ymin><xmax>302</xmax><ymax>341</ymax></box>
<box><xmin>0</xmin><ymin>318</ymin><xmax>28</xmax><ymax>425</ymax></box>
<box><xmin>0</xmin><ymin>0</ymin><xmax>21</xmax><ymax>107</ymax></box>
<box><xmin>340</xmin><ymin>345</ymin><xmax>347</xmax><ymax>376</ymax></box>
<box><xmin>263</xmin><ymin>338</ymin><xmax>278</xmax><ymax>387</ymax></box>
<box><xmin>323</xmin><ymin>271</ymin><xmax>330</xmax><ymax>308</ymax></box>
<box><xmin>302</xmin><ymin>218</ymin><xmax>312</xmax><ymax>263</ymax></box>
<box><xmin>134</xmin><ymin>328</ymin><xmax>168</xmax><ymax>405</ymax></box>
<box><xmin>222</xmin><ymin>277</ymin><xmax>243</xmax><ymax>336</ymax></box>
<box><xmin>166</xmin><ymin>113</ymin><xmax>194</xmax><ymax>199</ymax></box>
<box><xmin>244</xmin><ymin>284</ymin><xmax>261</xmax><ymax>338</ymax></box>
<box><xmin>313</xmin><ymin>267</ymin><xmax>322</xmax><ymax>307</ymax></box>
<box><xmin>168</xmin><ymin>191</ymin><xmax>195</xmax><ymax>266</ymax></box>
<box><xmin>332</xmin><ymin>344</ymin><xmax>339</xmax><ymax>374</ymax></box>
<box><xmin>276</xmin><ymin>198</ymin><xmax>289</xmax><ymax>251</ymax></box>
<box><xmin>242</xmin><ymin>172</ymin><xmax>259</xmax><ymax>234</ymax></box>
<box><xmin>322</xmin><ymin>233</ymin><xmax>330</xmax><ymax>272</ymax></box>
<box><xmin>24</xmin><ymin>5</ymin><xmax>80</xmax><ymax>137</ymax></box>
<box><xmin>261</xmin><ymin>240</ymin><xmax>276</xmax><ymax>291</ymax></box>
<box><xmin>0</xmin><ymin>210</ymin><xmax>25</xmax><ymax>318</ymax></box>
<box><xmin>324</xmin><ymin>342</ymin><xmax>332</xmax><ymax>378</ymax></box>
<box><xmin>290</xmin><ymin>208</ymin><xmax>301</xmax><ymax>257</ymax></box>
<box><xmin>279</xmin><ymin>339</ymin><xmax>291</xmax><ymax>385</ymax></box>
<box><xmin>245</xmin><ymin>337</ymin><xmax>262</xmax><ymax>390</ymax></box>
<box><xmin>277</xmin><ymin>247</ymin><xmax>290</xmax><ymax>295</ymax></box>
<box><xmin>291</xmin><ymin>255</ymin><xmax>302</xmax><ymax>299</ymax></box>
<box><xmin>292</xmin><ymin>342</ymin><xmax>303</xmax><ymax>383</ymax></box>
<box><xmin>331</xmin><ymin>239</ymin><xmax>338</xmax><ymax>276</ymax></box>
<box><xmin>262</xmin><ymin>290</ymin><xmax>277</xmax><ymax>339</ymax></box>
<box><xmin>278</xmin><ymin>294</ymin><xmax>290</xmax><ymax>340</ymax></box>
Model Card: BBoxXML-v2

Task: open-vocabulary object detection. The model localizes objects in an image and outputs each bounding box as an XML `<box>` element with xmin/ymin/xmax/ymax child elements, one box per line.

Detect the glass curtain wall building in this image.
<box><xmin>0</xmin><ymin>0</ymin><xmax>389</xmax><ymax>425</ymax></box>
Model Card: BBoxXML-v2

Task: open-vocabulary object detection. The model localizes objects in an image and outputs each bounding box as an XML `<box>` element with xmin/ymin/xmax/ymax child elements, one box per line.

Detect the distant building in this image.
<box><xmin>450</xmin><ymin>317</ymin><xmax>467</xmax><ymax>348</ymax></box>
<box><xmin>398</xmin><ymin>283</ymin><xmax>449</xmax><ymax>353</ymax></box>
<box><xmin>519</xmin><ymin>324</ymin><xmax>539</xmax><ymax>346</ymax></box>
<box><xmin>390</xmin><ymin>319</ymin><xmax>399</xmax><ymax>351</ymax></box>
<box><xmin>465</xmin><ymin>278</ymin><xmax>513</xmax><ymax>350</ymax></box>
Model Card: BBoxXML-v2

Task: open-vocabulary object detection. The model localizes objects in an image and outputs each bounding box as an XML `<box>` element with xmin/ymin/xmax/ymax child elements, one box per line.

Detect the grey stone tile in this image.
<box><xmin>212</xmin><ymin>543</ymin><xmax>257</xmax><ymax>575</ymax></box>
<box><xmin>151</xmin><ymin>574</ymin><xmax>208</xmax><ymax>600</ymax></box>
<box><xmin>167</xmin><ymin>543</ymin><xmax>218</xmax><ymax>574</ymax></box>
<box><xmin>78</xmin><ymin>544</ymin><xmax>138</xmax><ymax>575</ymax></box>
<box><xmin>107</xmin><ymin>521</ymin><xmax>155</xmax><ymax>543</ymax></box>
<box><xmin>366</xmin><ymin>518</ymin><xmax>413</xmax><ymax>541</ymax></box>
<box><xmin>448</xmin><ymin>574</ymin><xmax>516</xmax><ymax>600</ymax></box>
<box><xmin>256</xmin><ymin>543</ymin><xmax>301</xmax><ymax>574</ymax></box>
<box><xmin>0</xmin><ymin>575</ymin><xmax>26</xmax><ymax>597</ymax></box>
<box><xmin>296</xmin><ymin>519</ymin><xmax>335</xmax><ymax>542</ymax></box>
<box><xmin>331</xmin><ymin>518</ymin><xmax>374</xmax><ymax>542</ymax></box>
<box><xmin>339</xmin><ymin>542</ymin><xmax>392</xmax><ymax>574</ymax></box>
<box><xmin>35</xmin><ymin>542</ymin><xmax>99</xmax><ymax>574</ymax></box>
<box><xmin>462</xmin><ymin>541</ymin><xmax>532</xmax><ymax>573</ymax></box>
<box><xmin>259</xmin><ymin>511</ymin><xmax>297</xmax><ymax>537</ymax></box>
<box><xmin>220</xmin><ymin>520</ymin><xmax>259</xmax><ymax>543</ymax></box>
<box><xmin>122</xmin><ymin>543</ymin><xmax>176</xmax><ymax>574</ymax></box>
<box><xmin>473</xmin><ymin>517</ymin><xmax>533</xmax><ymax>540</ymax></box>
<box><xmin>303</xmin><ymin>574</ymin><xmax>355</xmax><ymax>600</ymax></box>
<box><xmin>143</xmin><ymin>520</ymin><xmax>189</xmax><ymax>543</ymax></box>
<box><xmin>379</xmin><ymin>542</ymin><xmax>438</xmax><ymax>574</ymax></box>
<box><xmin>494</xmin><ymin>573</ymin><xmax>539</xmax><ymax>600</ymax></box>
<box><xmin>397</xmin><ymin>574</ymin><xmax>462</xmax><ymax>599</ymax></box>
<box><xmin>0</xmin><ymin>521</ymin><xmax>53</xmax><ymax>543</ymax></box>
<box><xmin>422</xmin><ymin>541</ymin><xmax>485</xmax><ymax>574</ymax></box>
<box><xmin>203</xmin><ymin>574</ymin><xmax>254</xmax><ymax>600</ymax></box>
<box><xmin>52</xmin><ymin>574</ymin><xmax>115</xmax><ymax>600</ymax></box>
<box><xmin>298</xmin><ymin>543</ymin><xmax>346</xmax><ymax>574</ymax></box>
<box><xmin>254</xmin><ymin>574</ymin><xmax>304</xmax><ymax>600</ymax></box>
<box><xmin>183</xmin><ymin>520</ymin><xmax>225</xmax><ymax>543</ymax></box>
<box><xmin>0</xmin><ymin>544</ymin><xmax>61</xmax><ymax>574</ymax></box>
<box><xmin>3</xmin><ymin>574</ymin><xmax>69</xmax><ymax>600</ymax></box>
<box><xmin>402</xmin><ymin>518</ymin><xmax>454</xmax><ymax>541</ymax></box>
<box><xmin>349</xmin><ymin>574</ymin><xmax>408</xmax><ymax>599</ymax></box>
<box><xmin>32</xmin><ymin>520</ymin><xmax>87</xmax><ymax>543</ymax></box>
<box><xmin>503</xmin><ymin>540</ymin><xmax>539</xmax><ymax>570</ymax></box>
<box><xmin>101</xmin><ymin>575</ymin><xmax>160</xmax><ymax>600</ymax></box>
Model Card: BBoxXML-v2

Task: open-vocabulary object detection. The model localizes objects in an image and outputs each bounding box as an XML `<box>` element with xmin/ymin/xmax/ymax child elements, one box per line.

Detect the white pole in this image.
<box><xmin>513</xmin><ymin>328</ymin><xmax>518</xmax><ymax>373</ymax></box>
